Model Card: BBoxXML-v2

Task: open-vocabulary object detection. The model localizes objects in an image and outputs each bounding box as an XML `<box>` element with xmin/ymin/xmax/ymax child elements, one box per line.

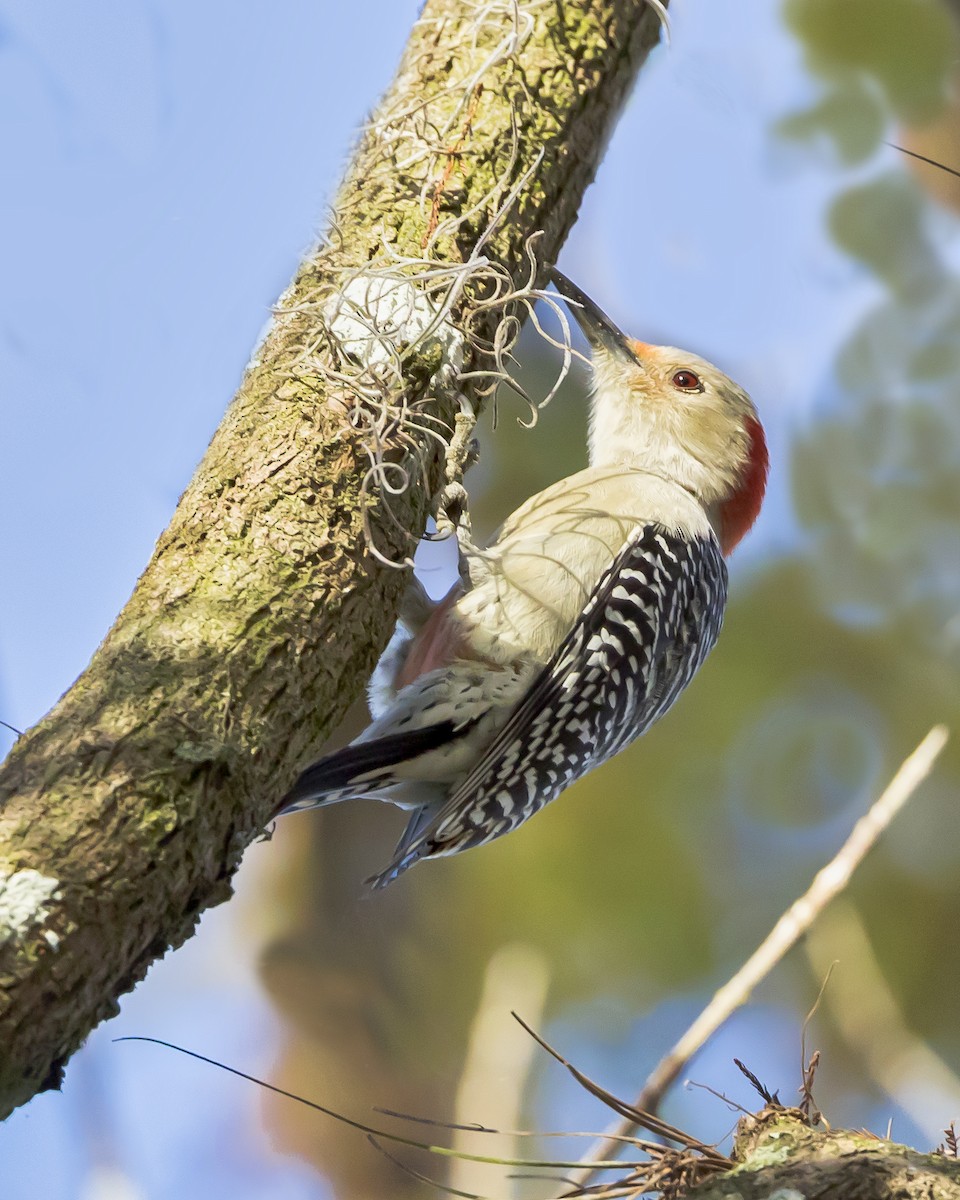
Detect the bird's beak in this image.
<box><xmin>549</xmin><ymin>267</ymin><xmax>642</xmax><ymax>368</ymax></box>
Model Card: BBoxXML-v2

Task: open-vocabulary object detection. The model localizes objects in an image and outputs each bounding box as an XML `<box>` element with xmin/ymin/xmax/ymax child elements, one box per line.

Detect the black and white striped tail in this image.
<box><xmin>280</xmin><ymin>721</ymin><xmax>467</xmax><ymax>813</ymax></box>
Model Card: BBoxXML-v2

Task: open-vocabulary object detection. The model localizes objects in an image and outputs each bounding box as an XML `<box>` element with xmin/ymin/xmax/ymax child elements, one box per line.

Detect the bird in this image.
<box><xmin>280</xmin><ymin>267</ymin><xmax>768</xmax><ymax>888</ymax></box>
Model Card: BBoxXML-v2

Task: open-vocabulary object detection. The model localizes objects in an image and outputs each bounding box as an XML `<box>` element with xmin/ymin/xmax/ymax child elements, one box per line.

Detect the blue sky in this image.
<box><xmin>0</xmin><ymin>1</ymin><xmax>929</xmax><ymax>1196</ymax></box>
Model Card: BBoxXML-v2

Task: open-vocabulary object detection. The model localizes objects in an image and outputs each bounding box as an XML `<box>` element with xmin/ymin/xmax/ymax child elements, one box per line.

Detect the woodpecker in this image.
<box><xmin>281</xmin><ymin>268</ymin><xmax>768</xmax><ymax>887</ymax></box>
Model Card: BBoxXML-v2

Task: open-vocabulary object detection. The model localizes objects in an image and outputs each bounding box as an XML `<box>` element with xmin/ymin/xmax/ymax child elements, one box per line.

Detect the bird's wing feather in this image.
<box><xmin>369</xmin><ymin>524</ymin><xmax>727</xmax><ymax>887</ymax></box>
<box><xmin>280</xmin><ymin>720</ymin><xmax>476</xmax><ymax>812</ymax></box>
<box><xmin>281</xmin><ymin>662</ymin><xmax>532</xmax><ymax>814</ymax></box>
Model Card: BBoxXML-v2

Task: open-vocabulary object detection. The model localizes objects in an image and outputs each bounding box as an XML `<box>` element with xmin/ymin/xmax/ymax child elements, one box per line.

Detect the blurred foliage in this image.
<box><xmin>829</xmin><ymin>174</ymin><xmax>944</xmax><ymax>287</ymax></box>
<box><xmin>256</xmin><ymin>3</ymin><xmax>960</xmax><ymax>1195</ymax></box>
<box><xmin>781</xmin><ymin>0</ymin><xmax>956</xmax><ymax>156</ymax></box>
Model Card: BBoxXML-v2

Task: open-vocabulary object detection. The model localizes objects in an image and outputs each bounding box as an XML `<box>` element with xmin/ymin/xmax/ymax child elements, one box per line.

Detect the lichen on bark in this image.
<box><xmin>689</xmin><ymin>1111</ymin><xmax>960</xmax><ymax>1200</ymax></box>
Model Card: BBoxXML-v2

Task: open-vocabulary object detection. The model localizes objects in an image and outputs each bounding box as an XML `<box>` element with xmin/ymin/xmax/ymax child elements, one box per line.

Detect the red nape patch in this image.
<box><xmin>720</xmin><ymin>416</ymin><xmax>768</xmax><ymax>556</ymax></box>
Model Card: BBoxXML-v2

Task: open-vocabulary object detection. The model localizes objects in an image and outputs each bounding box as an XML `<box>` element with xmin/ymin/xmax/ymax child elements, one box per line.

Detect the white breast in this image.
<box><xmin>455</xmin><ymin>467</ymin><xmax>714</xmax><ymax>665</ymax></box>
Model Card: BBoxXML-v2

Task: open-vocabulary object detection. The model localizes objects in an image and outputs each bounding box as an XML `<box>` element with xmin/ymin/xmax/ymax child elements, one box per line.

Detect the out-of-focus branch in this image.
<box><xmin>805</xmin><ymin>897</ymin><xmax>960</xmax><ymax>1137</ymax></box>
<box><xmin>572</xmin><ymin>724</ymin><xmax>949</xmax><ymax>1189</ymax></box>
<box><xmin>451</xmin><ymin>943</ymin><xmax>550</xmax><ymax>1198</ymax></box>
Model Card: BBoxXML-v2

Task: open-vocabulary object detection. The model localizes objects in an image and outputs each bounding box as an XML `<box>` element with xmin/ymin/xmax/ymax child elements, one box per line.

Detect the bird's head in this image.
<box><xmin>550</xmin><ymin>268</ymin><xmax>768</xmax><ymax>555</ymax></box>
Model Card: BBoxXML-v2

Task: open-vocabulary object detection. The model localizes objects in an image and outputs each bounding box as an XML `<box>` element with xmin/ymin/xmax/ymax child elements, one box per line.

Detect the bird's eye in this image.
<box><xmin>671</xmin><ymin>369</ymin><xmax>703</xmax><ymax>392</ymax></box>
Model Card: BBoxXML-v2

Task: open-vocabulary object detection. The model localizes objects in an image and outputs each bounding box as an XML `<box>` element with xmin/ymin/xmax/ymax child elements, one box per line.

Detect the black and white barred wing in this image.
<box><xmin>370</xmin><ymin>524</ymin><xmax>728</xmax><ymax>887</ymax></box>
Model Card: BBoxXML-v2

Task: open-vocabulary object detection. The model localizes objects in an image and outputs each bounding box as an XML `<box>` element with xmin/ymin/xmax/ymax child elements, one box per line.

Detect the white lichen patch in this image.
<box><xmin>0</xmin><ymin>868</ymin><xmax>62</xmax><ymax>951</ymax></box>
<box><xmin>325</xmin><ymin>273</ymin><xmax>464</xmax><ymax>374</ymax></box>
<box><xmin>739</xmin><ymin>1129</ymin><xmax>797</xmax><ymax>1171</ymax></box>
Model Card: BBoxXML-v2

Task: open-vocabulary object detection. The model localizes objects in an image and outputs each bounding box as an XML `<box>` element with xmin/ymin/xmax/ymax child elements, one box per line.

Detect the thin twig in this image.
<box><xmin>571</xmin><ymin>724</ymin><xmax>949</xmax><ymax>1190</ymax></box>
<box><xmin>805</xmin><ymin>898</ymin><xmax>960</xmax><ymax>1136</ymax></box>
<box><xmin>733</xmin><ymin>1059</ymin><xmax>777</xmax><ymax>1106</ymax></box>
<box><xmin>116</xmin><ymin>1037</ymin><xmax>636</xmax><ymax>1174</ymax></box>
<box><xmin>511</xmin><ymin>1014</ymin><xmax>730</xmax><ymax>1167</ymax></box>
<box><xmin>887</xmin><ymin>142</ymin><xmax>960</xmax><ymax>180</ymax></box>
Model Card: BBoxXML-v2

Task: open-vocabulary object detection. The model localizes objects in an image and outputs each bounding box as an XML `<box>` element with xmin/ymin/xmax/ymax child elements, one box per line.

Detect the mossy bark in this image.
<box><xmin>0</xmin><ymin>0</ymin><xmax>667</xmax><ymax>1117</ymax></box>
<box><xmin>690</xmin><ymin>1112</ymin><xmax>960</xmax><ymax>1200</ymax></box>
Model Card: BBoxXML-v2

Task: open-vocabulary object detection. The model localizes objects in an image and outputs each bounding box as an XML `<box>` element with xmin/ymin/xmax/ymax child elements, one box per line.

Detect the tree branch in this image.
<box><xmin>689</xmin><ymin>1112</ymin><xmax>960</xmax><ymax>1200</ymax></box>
<box><xmin>0</xmin><ymin>0</ymin><xmax>667</xmax><ymax>1117</ymax></box>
